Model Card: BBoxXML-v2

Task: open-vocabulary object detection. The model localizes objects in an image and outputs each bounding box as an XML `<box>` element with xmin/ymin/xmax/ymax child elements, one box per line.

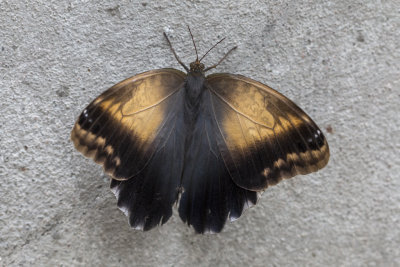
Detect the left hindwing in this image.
<box><xmin>206</xmin><ymin>73</ymin><xmax>330</xmax><ymax>191</ymax></box>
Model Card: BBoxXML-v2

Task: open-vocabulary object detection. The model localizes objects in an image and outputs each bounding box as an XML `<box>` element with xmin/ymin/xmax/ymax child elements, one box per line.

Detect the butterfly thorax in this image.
<box><xmin>185</xmin><ymin>59</ymin><xmax>206</xmax><ymax>104</ymax></box>
<box><xmin>184</xmin><ymin>70</ymin><xmax>206</xmax><ymax>124</ymax></box>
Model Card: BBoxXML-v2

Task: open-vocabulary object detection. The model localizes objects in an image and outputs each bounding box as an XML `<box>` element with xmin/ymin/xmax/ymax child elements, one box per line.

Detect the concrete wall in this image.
<box><xmin>1</xmin><ymin>0</ymin><xmax>399</xmax><ymax>266</ymax></box>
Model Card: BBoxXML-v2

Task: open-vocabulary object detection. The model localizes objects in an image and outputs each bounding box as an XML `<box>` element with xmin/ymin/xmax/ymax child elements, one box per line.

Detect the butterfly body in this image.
<box><xmin>183</xmin><ymin>71</ymin><xmax>206</xmax><ymax>123</ymax></box>
<box><xmin>71</xmin><ymin>31</ymin><xmax>329</xmax><ymax>234</ymax></box>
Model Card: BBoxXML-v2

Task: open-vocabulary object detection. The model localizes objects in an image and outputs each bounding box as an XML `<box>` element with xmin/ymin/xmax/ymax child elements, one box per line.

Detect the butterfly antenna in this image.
<box><xmin>204</xmin><ymin>45</ymin><xmax>237</xmax><ymax>72</ymax></box>
<box><xmin>199</xmin><ymin>37</ymin><xmax>225</xmax><ymax>62</ymax></box>
<box><xmin>163</xmin><ymin>32</ymin><xmax>189</xmax><ymax>72</ymax></box>
<box><xmin>187</xmin><ymin>25</ymin><xmax>199</xmax><ymax>61</ymax></box>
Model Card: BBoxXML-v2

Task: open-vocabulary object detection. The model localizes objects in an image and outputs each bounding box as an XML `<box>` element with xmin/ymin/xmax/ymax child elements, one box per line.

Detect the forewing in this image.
<box><xmin>178</xmin><ymin>90</ymin><xmax>258</xmax><ymax>234</ymax></box>
<box><xmin>71</xmin><ymin>69</ymin><xmax>187</xmax><ymax>230</ymax></box>
<box><xmin>206</xmin><ymin>73</ymin><xmax>329</xmax><ymax>191</ymax></box>
<box><xmin>71</xmin><ymin>68</ymin><xmax>186</xmax><ymax>180</ymax></box>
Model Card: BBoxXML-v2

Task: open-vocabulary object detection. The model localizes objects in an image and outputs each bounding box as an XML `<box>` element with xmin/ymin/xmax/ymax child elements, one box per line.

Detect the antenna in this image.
<box><xmin>199</xmin><ymin>37</ymin><xmax>225</xmax><ymax>62</ymax></box>
<box><xmin>204</xmin><ymin>46</ymin><xmax>237</xmax><ymax>72</ymax></box>
<box><xmin>187</xmin><ymin>25</ymin><xmax>199</xmax><ymax>61</ymax></box>
<box><xmin>163</xmin><ymin>32</ymin><xmax>189</xmax><ymax>72</ymax></box>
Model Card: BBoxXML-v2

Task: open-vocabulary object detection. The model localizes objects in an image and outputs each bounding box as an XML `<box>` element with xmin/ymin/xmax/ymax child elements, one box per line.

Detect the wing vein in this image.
<box><xmin>128</xmin><ymin>92</ymin><xmax>182</xmax><ymax>178</ymax></box>
<box><xmin>209</xmin><ymin>88</ymin><xmax>273</xmax><ymax>129</ymax></box>
<box><xmin>205</xmin><ymin>119</ymin><xmax>218</xmax><ymax>159</ymax></box>
<box><xmin>251</xmin><ymin>81</ymin><xmax>324</xmax><ymax>157</ymax></box>
<box><xmin>257</xmin><ymin>86</ymin><xmax>317</xmax><ymax>167</ymax></box>
<box><xmin>208</xmin><ymin>91</ymin><xmax>241</xmax><ymax>180</ymax></box>
<box><xmin>235</xmin><ymin>112</ymin><xmax>259</xmax><ymax>174</ymax></box>
<box><xmin>123</xmin><ymin>84</ymin><xmax>184</xmax><ymax>117</ymax></box>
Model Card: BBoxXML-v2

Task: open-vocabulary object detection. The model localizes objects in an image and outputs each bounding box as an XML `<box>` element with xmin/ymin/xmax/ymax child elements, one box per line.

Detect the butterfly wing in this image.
<box><xmin>206</xmin><ymin>73</ymin><xmax>330</xmax><ymax>191</ymax></box>
<box><xmin>71</xmin><ymin>68</ymin><xmax>187</xmax><ymax>230</ymax></box>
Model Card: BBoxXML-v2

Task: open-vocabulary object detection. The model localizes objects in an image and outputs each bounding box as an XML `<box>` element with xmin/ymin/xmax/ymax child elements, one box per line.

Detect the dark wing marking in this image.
<box><xmin>71</xmin><ymin>69</ymin><xmax>187</xmax><ymax>230</ymax></box>
<box><xmin>206</xmin><ymin>73</ymin><xmax>329</xmax><ymax>191</ymax></box>
<box><xmin>178</xmin><ymin>90</ymin><xmax>258</xmax><ymax>234</ymax></box>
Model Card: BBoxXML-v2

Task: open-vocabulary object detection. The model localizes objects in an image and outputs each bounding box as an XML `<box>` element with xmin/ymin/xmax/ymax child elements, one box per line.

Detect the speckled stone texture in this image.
<box><xmin>1</xmin><ymin>0</ymin><xmax>399</xmax><ymax>266</ymax></box>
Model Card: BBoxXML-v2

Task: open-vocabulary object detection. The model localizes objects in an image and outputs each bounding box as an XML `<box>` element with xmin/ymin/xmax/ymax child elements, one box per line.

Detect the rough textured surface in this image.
<box><xmin>1</xmin><ymin>0</ymin><xmax>399</xmax><ymax>266</ymax></box>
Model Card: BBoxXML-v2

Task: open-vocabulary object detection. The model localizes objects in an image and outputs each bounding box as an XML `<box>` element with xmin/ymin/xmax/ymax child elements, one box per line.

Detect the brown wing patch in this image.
<box><xmin>71</xmin><ymin>68</ymin><xmax>186</xmax><ymax>180</ymax></box>
<box><xmin>207</xmin><ymin>73</ymin><xmax>329</xmax><ymax>191</ymax></box>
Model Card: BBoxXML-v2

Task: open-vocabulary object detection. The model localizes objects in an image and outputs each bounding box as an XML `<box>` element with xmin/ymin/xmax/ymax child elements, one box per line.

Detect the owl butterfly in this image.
<box><xmin>71</xmin><ymin>27</ymin><xmax>329</xmax><ymax>234</ymax></box>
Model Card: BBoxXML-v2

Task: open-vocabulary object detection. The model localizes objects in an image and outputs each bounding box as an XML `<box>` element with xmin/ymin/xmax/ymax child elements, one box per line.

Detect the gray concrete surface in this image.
<box><xmin>1</xmin><ymin>0</ymin><xmax>399</xmax><ymax>266</ymax></box>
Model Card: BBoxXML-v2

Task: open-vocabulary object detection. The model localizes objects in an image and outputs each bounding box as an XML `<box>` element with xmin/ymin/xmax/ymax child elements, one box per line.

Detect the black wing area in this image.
<box><xmin>178</xmin><ymin>90</ymin><xmax>258</xmax><ymax>233</ymax></box>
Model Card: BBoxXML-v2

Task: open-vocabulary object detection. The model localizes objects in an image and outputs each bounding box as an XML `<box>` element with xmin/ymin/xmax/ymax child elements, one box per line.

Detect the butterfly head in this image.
<box><xmin>189</xmin><ymin>60</ymin><xmax>205</xmax><ymax>73</ymax></box>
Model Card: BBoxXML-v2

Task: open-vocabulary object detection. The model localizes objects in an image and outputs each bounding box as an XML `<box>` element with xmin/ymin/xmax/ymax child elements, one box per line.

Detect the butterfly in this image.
<box><xmin>71</xmin><ymin>27</ymin><xmax>329</xmax><ymax>234</ymax></box>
